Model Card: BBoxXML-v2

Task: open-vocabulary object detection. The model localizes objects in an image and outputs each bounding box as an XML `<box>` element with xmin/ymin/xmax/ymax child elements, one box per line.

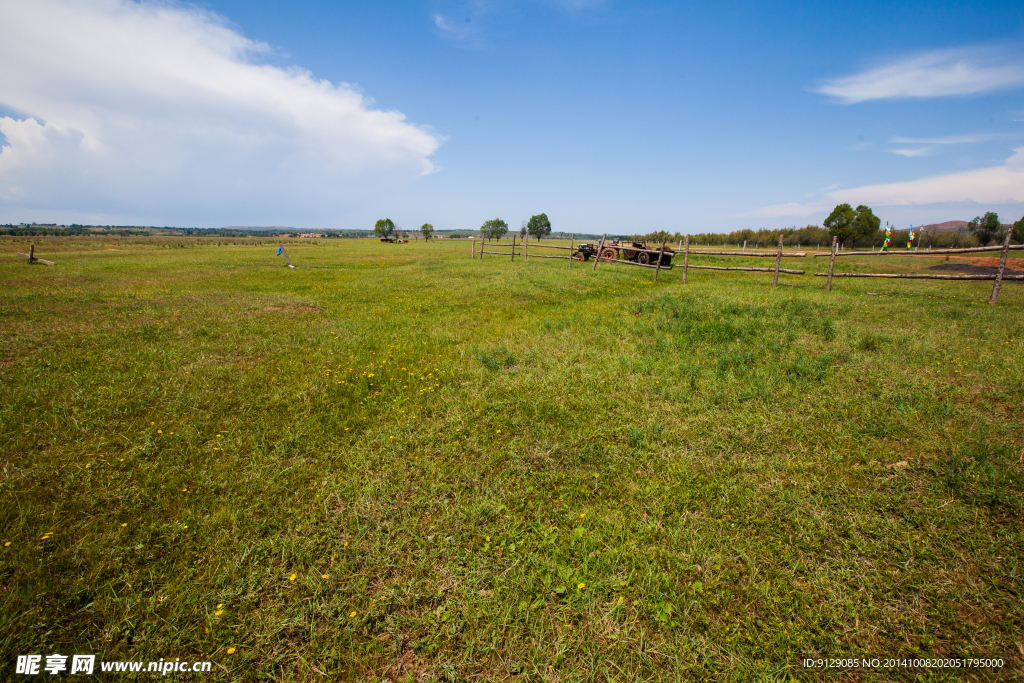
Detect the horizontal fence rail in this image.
<box><xmin>814</xmin><ymin>272</ymin><xmax>1024</xmax><ymax>281</ymax></box>
<box><xmin>684</xmin><ymin>250</ymin><xmax>808</xmax><ymax>257</ymax></box>
<box><xmin>691</xmin><ymin>265</ymin><xmax>804</xmax><ymax>274</ymax></box>
<box><xmin>812</xmin><ymin>244</ymin><xmax>1024</xmax><ymax>257</ymax></box>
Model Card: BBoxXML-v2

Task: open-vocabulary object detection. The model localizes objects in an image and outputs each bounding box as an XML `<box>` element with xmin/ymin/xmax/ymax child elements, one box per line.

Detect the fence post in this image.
<box><xmin>569</xmin><ymin>234</ymin><xmax>574</xmax><ymax>268</ymax></box>
<box><xmin>524</xmin><ymin>235</ymin><xmax>528</xmax><ymax>263</ymax></box>
<box><xmin>826</xmin><ymin>236</ymin><xmax>838</xmax><ymax>291</ymax></box>
<box><xmin>471</xmin><ymin>238</ymin><xmax>475</xmax><ymax>259</ymax></box>
<box><xmin>742</xmin><ymin>240</ymin><xmax>746</xmax><ymax>252</ymax></box>
<box><xmin>772</xmin><ymin>234</ymin><xmax>783</xmax><ymax>286</ymax></box>
<box><xmin>592</xmin><ymin>234</ymin><xmax>607</xmax><ymax>272</ymax></box>
<box><xmin>28</xmin><ymin>244</ymin><xmax>35</xmax><ymax>264</ymax></box>
<box><xmin>989</xmin><ymin>225</ymin><xmax>1015</xmax><ymax>305</ymax></box>
<box><xmin>683</xmin><ymin>235</ymin><xmax>690</xmax><ymax>284</ymax></box>
<box><xmin>511</xmin><ymin>235</ymin><xmax>516</xmax><ymax>263</ymax></box>
<box><xmin>654</xmin><ymin>236</ymin><xmax>668</xmax><ymax>282</ymax></box>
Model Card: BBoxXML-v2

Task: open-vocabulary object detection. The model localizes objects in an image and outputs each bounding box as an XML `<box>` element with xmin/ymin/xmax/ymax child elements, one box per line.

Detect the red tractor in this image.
<box><xmin>573</xmin><ymin>239</ymin><xmax>674</xmax><ymax>265</ymax></box>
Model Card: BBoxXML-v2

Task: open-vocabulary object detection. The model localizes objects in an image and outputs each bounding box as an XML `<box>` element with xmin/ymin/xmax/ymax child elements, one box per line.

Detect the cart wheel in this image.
<box><xmin>637</xmin><ymin>251</ymin><xmax>651</xmax><ymax>265</ymax></box>
<box><xmin>600</xmin><ymin>248</ymin><xmax>618</xmax><ymax>260</ymax></box>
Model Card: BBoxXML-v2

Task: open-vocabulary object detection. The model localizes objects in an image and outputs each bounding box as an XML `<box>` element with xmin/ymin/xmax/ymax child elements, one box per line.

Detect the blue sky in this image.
<box><xmin>1</xmin><ymin>0</ymin><xmax>1022</xmax><ymax>232</ymax></box>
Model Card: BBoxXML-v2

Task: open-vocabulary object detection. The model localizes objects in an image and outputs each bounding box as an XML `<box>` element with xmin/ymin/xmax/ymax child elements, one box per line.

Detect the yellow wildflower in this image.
<box><xmin>289</xmin><ymin>574</ymin><xmax>297</xmax><ymax>581</ymax></box>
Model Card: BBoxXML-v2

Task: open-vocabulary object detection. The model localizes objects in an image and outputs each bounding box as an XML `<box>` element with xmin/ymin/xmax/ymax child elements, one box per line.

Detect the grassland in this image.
<box><xmin>1</xmin><ymin>235</ymin><xmax>1022</xmax><ymax>681</ymax></box>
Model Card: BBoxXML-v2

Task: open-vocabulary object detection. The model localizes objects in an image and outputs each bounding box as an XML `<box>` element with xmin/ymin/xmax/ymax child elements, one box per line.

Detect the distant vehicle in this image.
<box><xmin>572</xmin><ymin>239</ymin><xmax>674</xmax><ymax>265</ymax></box>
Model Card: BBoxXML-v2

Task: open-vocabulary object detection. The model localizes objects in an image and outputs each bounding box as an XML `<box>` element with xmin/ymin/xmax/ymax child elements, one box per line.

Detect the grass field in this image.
<box><xmin>1</xmin><ymin>235</ymin><xmax>1022</xmax><ymax>681</ymax></box>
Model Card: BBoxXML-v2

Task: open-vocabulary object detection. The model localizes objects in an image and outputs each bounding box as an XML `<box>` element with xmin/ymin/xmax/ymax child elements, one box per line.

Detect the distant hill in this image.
<box><xmin>221</xmin><ymin>226</ymin><xmax>293</xmax><ymax>231</ymax></box>
<box><xmin>916</xmin><ymin>220</ymin><xmax>1015</xmax><ymax>232</ymax></box>
<box><xmin>916</xmin><ymin>221</ymin><xmax>968</xmax><ymax>232</ymax></box>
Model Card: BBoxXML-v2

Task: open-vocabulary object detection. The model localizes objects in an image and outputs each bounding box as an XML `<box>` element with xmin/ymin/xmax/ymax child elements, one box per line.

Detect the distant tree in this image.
<box><xmin>851</xmin><ymin>205</ymin><xmax>880</xmax><ymax>247</ymax></box>
<box><xmin>420</xmin><ymin>223</ymin><xmax>435</xmax><ymax>240</ymax></box>
<box><xmin>968</xmin><ymin>212</ymin><xmax>1000</xmax><ymax>246</ymax></box>
<box><xmin>526</xmin><ymin>213</ymin><xmax>552</xmax><ymax>241</ymax></box>
<box><xmin>823</xmin><ymin>203</ymin><xmax>857</xmax><ymax>247</ymax></box>
<box><xmin>374</xmin><ymin>218</ymin><xmax>395</xmax><ymax>238</ymax></box>
<box><xmin>480</xmin><ymin>218</ymin><xmax>508</xmax><ymax>242</ymax></box>
<box><xmin>1013</xmin><ymin>216</ymin><xmax>1024</xmax><ymax>245</ymax></box>
<box><xmin>519</xmin><ymin>222</ymin><xmax>527</xmax><ymax>240</ymax></box>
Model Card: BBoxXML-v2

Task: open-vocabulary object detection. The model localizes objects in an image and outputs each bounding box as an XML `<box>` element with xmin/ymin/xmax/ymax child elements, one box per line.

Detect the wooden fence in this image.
<box><xmin>471</xmin><ymin>227</ymin><xmax>1020</xmax><ymax>304</ymax></box>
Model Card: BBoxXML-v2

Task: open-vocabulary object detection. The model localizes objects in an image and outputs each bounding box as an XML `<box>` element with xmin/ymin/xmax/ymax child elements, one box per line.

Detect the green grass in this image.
<box><xmin>1</xmin><ymin>236</ymin><xmax>1022</xmax><ymax>681</ymax></box>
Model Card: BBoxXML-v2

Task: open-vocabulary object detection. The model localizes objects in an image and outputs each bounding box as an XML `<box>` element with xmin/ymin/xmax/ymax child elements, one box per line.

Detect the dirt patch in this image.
<box><xmin>917</xmin><ymin>255</ymin><xmax>1024</xmax><ymax>269</ymax></box>
<box><xmin>927</xmin><ymin>263</ymin><xmax>1024</xmax><ymax>277</ymax></box>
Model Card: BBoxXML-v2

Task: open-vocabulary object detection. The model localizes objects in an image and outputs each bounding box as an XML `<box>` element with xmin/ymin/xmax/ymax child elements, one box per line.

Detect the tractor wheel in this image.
<box><xmin>600</xmin><ymin>248</ymin><xmax>618</xmax><ymax>260</ymax></box>
<box><xmin>637</xmin><ymin>251</ymin><xmax>651</xmax><ymax>265</ymax></box>
<box><xmin>574</xmin><ymin>253</ymin><xmax>586</xmax><ymax>262</ymax></box>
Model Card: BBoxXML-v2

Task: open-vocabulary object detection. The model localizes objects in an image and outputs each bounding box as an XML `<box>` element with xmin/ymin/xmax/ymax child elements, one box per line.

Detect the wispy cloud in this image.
<box><xmin>890</xmin><ymin>147</ymin><xmax>933</xmax><ymax>157</ymax></box>
<box><xmin>736</xmin><ymin>202</ymin><xmax>831</xmax><ymax>219</ymax></box>
<box><xmin>432</xmin><ymin>12</ymin><xmax>483</xmax><ymax>46</ymax></box>
<box><xmin>828</xmin><ymin>147</ymin><xmax>1024</xmax><ymax>205</ymax></box>
<box><xmin>890</xmin><ymin>132</ymin><xmax>1017</xmax><ymax>145</ymax></box>
<box><xmin>743</xmin><ymin>147</ymin><xmax>1024</xmax><ymax>218</ymax></box>
<box><xmin>812</xmin><ymin>47</ymin><xmax>1024</xmax><ymax>104</ymax></box>
<box><xmin>0</xmin><ymin>0</ymin><xmax>441</xmax><ymax>224</ymax></box>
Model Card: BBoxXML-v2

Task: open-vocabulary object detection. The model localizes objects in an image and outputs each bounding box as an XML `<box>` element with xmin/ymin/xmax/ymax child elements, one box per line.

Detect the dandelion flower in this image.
<box><xmin>217</xmin><ymin>603</ymin><xmax>223</xmax><ymax>609</ymax></box>
<box><xmin>3</xmin><ymin>542</ymin><xmax>10</xmax><ymax>547</ymax></box>
<box><xmin>204</xmin><ymin>628</ymin><xmax>209</xmax><ymax>634</ymax></box>
<box><xmin>578</xmin><ymin>583</ymin><xmax>585</xmax><ymax>589</ymax></box>
<box><xmin>157</xmin><ymin>430</ymin><xmax>162</xmax><ymax>434</ymax></box>
<box><xmin>580</xmin><ymin>513</ymin><xmax>586</xmax><ymax>519</ymax></box>
<box><xmin>121</xmin><ymin>523</ymin><xmax>127</xmax><ymax>527</ymax></box>
<box><xmin>289</xmin><ymin>574</ymin><xmax>297</xmax><ymax>581</ymax></box>
<box><xmin>183</xmin><ymin>525</ymin><xmax>188</xmax><ymax>530</ymax></box>
<box><xmin>349</xmin><ymin>611</ymin><xmax>357</xmax><ymax>618</ymax></box>
<box><xmin>215</xmin><ymin>610</ymin><xmax>223</xmax><ymax>616</ymax></box>
<box><xmin>151</xmin><ymin>422</ymin><xmax>155</xmax><ymax>425</ymax></box>
<box><xmin>485</xmin><ymin>536</ymin><xmax>490</xmax><ymax>542</ymax></box>
<box><xmin>322</xmin><ymin>574</ymin><xmax>328</xmax><ymax>579</ymax></box>
<box><xmin>226</xmin><ymin>648</ymin><xmax>235</xmax><ymax>655</ymax></box>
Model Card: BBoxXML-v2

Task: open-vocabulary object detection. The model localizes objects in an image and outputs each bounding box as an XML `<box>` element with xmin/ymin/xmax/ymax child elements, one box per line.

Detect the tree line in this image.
<box><xmin>630</xmin><ymin>206</ymin><xmax>1024</xmax><ymax>250</ymax></box>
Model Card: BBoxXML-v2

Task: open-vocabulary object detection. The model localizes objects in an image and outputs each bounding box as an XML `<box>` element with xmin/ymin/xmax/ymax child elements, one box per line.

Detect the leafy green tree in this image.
<box><xmin>823</xmin><ymin>203</ymin><xmax>857</xmax><ymax>247</ymax></box>
<box><xmin>1012</xmin><ymin>216</ymin><xmax>1024</xmax><ymax>245</ymax></box>
<box><xmin>969</xmin><ymin>212</ymin><xmax>1001</xmax><ymax>246</ymax></box>
<box><xmin>420</xmin><ymin>223</ymin><xmax>434</xmax><ymax>240</ymax></box>
<box><xmin>852</xmin><ymin>205</ymin><xmax>880</xmax><ymax>247</ymax></box>
<box><xmin>527</xmin><ymin>213</ymin><xmax>552</xmax><ymax>241</ymax></box>
<box><xmin>374</xmin><ymin>218</ymin><xmax>395</xmax><ymax>238</ymax></box>
<box><xmin>480</xmin><ymin>218</ymin><xmax>508</xmax><ymax>242</ymax></box>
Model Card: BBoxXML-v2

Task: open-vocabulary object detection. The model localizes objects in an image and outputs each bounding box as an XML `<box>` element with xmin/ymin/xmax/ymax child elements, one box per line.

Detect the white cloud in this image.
<box><xmin>828</xmin><ymin>147</ymin><xmax>1024</xmax><ymax>205</ymax></box>
<box><xmin>890</xmin><ymin>132</ymin><xmax>1017</xmax><ymax>145</ymax></box>
<box><xmin>0</xmin><ymin>0</ymin><xmax>441</xmax><ymax>224</ymax></box>
<box><xmin>890</xmin><ymin>147</ymin><xmax>932</xmax><ymax>157</ymax></box>
<box><xmin>736</xmin><ymin>202</ymin><xmax>830</xmax><ymax>219</ymax></box>
<box><xmin>812</xmin><ymin>47</ymin><xmax>1024</xmax><ymax>104</ymax></box>
<box><xmin>743</xmin><ymin>147</ymin><xmax>1024</xmax><ymax>220</ymax></box>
